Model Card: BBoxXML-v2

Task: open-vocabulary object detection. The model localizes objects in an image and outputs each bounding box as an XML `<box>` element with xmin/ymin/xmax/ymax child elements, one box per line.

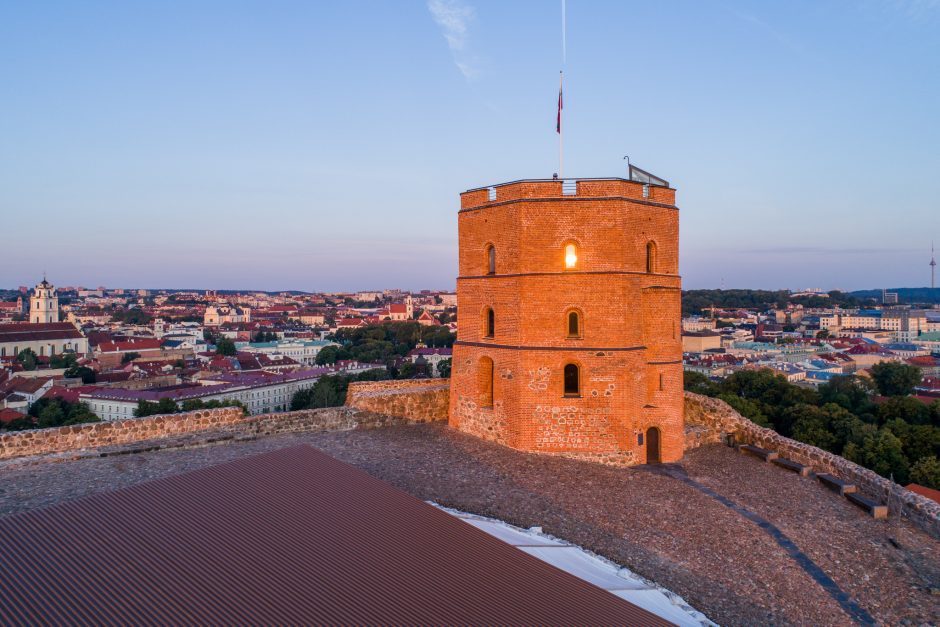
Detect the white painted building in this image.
<box><xmin>81</xmin><ymin>368</ymin><xmax>330</xmax><ymax>420</ymax></box>
<box><xmin>239</xmin><ymin>339</ymin><xmax>337</xmax><ymax>366</ymax></box>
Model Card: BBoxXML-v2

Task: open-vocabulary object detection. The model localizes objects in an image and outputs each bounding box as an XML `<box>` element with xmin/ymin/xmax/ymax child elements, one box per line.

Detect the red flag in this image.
<box><xmin>556</xmin><ymin>75</ymin><xmax>563</xmax><ymax>134</ymax></box>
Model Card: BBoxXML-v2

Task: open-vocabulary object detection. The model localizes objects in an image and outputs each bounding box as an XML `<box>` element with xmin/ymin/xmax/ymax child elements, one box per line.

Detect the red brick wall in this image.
<box><xmin>450</xmin><ymin>178</ymin><xmax>684</xmax><ymax>464</ymax></box>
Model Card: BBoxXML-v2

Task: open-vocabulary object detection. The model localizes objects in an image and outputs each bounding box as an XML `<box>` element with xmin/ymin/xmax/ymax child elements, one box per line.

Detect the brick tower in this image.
<box><xmin>448</xmin><ymin>174</ymin><xmax>683</xmax><ymax>465</ymax></box>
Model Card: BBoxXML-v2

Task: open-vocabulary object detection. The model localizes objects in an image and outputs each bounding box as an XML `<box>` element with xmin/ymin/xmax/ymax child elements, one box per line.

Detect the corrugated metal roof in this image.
<box><xmin>0</xmin><ymin>445</ymin><xmax>669</xmax><ymax>626</ymax></box>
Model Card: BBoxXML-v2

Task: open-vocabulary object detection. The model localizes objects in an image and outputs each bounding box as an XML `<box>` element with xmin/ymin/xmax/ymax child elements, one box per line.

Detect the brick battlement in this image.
<box><xmin>451</xmin><ymin>173</ymin><xmax>684</xmax><ymax>464</ymax></box>
<box><xmin>460</xmin><ymin>178</ymin><xmax>676</xmax><ymax>211</ymax></box>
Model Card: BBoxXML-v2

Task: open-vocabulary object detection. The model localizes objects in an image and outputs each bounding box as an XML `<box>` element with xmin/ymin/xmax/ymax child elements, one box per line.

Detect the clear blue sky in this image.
<box><xmin>2</xmin><ymin>1</ymin><xmax>938</xmax><ymax>292</ymax></box>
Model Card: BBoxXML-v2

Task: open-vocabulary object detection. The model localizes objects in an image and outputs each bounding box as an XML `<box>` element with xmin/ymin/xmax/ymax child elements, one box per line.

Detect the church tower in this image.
<box><xmin>448</xmin><ymin>172</ymin><xmax>684</xmax><ymax>465</ymax></box>
<box><xmin>30</xmin><ymin>277</ymin><xmax>59</xmax><ymax>324</ymax></box>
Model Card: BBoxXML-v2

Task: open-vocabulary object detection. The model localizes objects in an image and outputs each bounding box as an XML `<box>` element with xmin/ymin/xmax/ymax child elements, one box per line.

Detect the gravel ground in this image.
<box><xmin>2</xmin><ymin>423</ymin><xmax>938</xmax><ymax>626</ymax></box>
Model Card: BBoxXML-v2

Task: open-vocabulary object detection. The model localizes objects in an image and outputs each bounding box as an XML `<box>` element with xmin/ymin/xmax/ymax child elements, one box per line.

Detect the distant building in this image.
<box><xmin>30</xmin><ymin>278</ymin><xmax>59</xmax><ymax>324</ymax></box>
<box><xmin>204</xmin><ymin>304</ymin><xmax>251</xmax><ymax>326</ymax></box>
<box><xmin>407</xmin><ymin>346</ymin><xmax>452</xmax><ymax>376</ymax></box>
<box><xmin>682</xmin><ymin>331</ymin><xmax>722</xmax><ymax>353</ymax></box>
<box><xmin>682</xmin><ymin>317</ymin><xmax>716</xmax><ymax>332</ymax></box>
<box><xmin>0</xmin><ymin>322</ymin><xmax>89</xmax><ymax>360</ymax></box>
<box><xmin>81</xmin><ymin>368</ymin><xmax>328</xmax><ymax>420</ymax></box>
<box><xmin>239</xmin><ymin>339</ymin><xmax>336</xmax><ymax>366</ymax></box>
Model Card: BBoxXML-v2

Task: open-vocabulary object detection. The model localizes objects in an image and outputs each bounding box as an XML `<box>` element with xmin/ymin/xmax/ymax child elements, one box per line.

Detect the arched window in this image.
<box><xmin>646</xmin><ymin>241</ymin><xmax>657</xmax><ymax>273</ymax></box>
<box><xmin>479</xmin><ymin>357</ymin><xmax>494</xmax><ymax>407</ymax></box>
<box><xmin>564</xmin><ymin>242</ymin><xmax>578</xmax><ymax>270</ymax></box>
<box><xmin>483</xmin><ymin>307</ymin><xmax>495</xmax><ymax>338</ymax></box>
<box><xmin>566</xmin><ymin>310</ymin><xmax>581</xmax><ymax>338</ymax></box>
<box><xmin>563</xmin><ymin>363</ymin><xmax>580</xmax><ymax>396</ymax></box>
<box><xmin>485</xmin><ymin>244</ymin><xmax>496</xmax><ymax>275</ymax></box>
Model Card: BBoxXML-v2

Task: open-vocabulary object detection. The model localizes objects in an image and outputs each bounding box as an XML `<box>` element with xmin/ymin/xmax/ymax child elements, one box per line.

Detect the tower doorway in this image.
<box><xmin>645</xmin><ymin>427</ymin><xmax>661</xmax><ymax>464</ymax></box>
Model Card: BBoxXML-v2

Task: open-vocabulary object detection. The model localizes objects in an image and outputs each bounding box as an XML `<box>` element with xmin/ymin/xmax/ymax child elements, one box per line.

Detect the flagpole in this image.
<box><xmin>559</xmin><ymin>70</ymin><xmax>564</xmax><ymax>178</ymax></box>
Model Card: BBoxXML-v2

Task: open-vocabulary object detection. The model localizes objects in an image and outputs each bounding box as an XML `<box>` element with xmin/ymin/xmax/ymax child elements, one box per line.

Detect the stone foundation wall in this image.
<box><xmin>685</xmin><ymin>392</ymin><xmax>940</xmax><ymax>539</ymax></box>
<box><xmin>0</xmin><ymin>406</ymin><xmax>404</xmax><ymax>462</ymax></box>
<box><xmin>345</xmin><ymin>379</ymin><xmax>450</xmax><ymax>424</ymax></box>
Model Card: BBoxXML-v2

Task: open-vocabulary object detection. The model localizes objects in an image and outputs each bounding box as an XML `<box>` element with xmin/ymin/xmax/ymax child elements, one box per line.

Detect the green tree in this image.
<box><xmin>910</xmin><ymin>456</ymin><xmax>940</xmax><ymax>489</ymax></box>
<box><xmin>291</xmin><ymin>375</ymin><xmax>352</xmax><ymax>409</ymax></box>
<box><xmin>789</xmin><ymin>404</ymin><xmax>838</xmax><ymax>451</ymax></box>
<box><xmin>111</xmin><ymin>308</ymin><xmax>153</xmax><ymax>325</ymax></box>
<box><xmin>64</xmin><ymin>365</ymin><xmax>96</xmax><ymax>384</ymax></box>
<box><xmin>825</xmin><ymin>404</ymin><xmax>872</xmax><ymax>455</ymax></box>
<box><xmin>121</xmin><ymin>352</ymin><xmax>141</xmax><ymax>365</ymax></box>
<box><xmin>437</xmin><ymin>358</ymin><xmax>452</xmax><ymax>378</ymax></box>
<box><xmin>50</xmin><ymin>353</ymin><xmax>78</xmax><ymax>369</ymax></box>
<box><xmin>315</xmin><ymin>345</ymin><xmax>340</xmax><ymax>365</ymax></box>
<box><xmin>16</xmin><ymin>348</ymin><xmax>38</xmax><ymax>371</ymax></box>
<box><xmin>134</xmin><ymin>398</ymin><xmax>180</xmax><ymax>417</ymax></box>
<box><xmin>716</xmin><ymin>393</ymin><xmax>770</xmax><ymax>427</ymax></box>
<box><xmin>216</xmin><ymin>337</ymin><xmax>237</xmax><ymax>356</ymax></box>
<box><xmin>36</xmin><ymin>401</ymin><xmax>66</xmax><ymax>428</ymax></box>
<box><xmin>851</xmin><ymin>429</ymin><xmax>910</xmax><ymax>484</ymax></box>
<box><xmin>876</xmin><ymin>396</ymin><xmax>931</xmax><ymax>426</ymax></box>
<box><xmin>683</xmin><ymin>371</ymin><xmax>720</xmax><ymax>396</ymax></box>
<box><xmin>818</xmin><ymin>375</ymin><xmax>875</xmax><ymax>416</ymax></box>
<box><xmin>180</xmin><ymin>399</ymin><xmax>246</xmax><ymax>413</ymax></box>
<box><xmin>870</xmin><ymin>362</ymin><xmax>922</xmax><ymax>397</ymax></box>
<box><xmin>27</xmin><ymin>398</ymin><xmax>99</xmax><ymax>429</ymax></box>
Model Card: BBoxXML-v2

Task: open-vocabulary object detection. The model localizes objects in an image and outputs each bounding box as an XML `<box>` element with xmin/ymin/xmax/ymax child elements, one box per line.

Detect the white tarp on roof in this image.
<box><xmin>436</xmin><ymin>504</ymin><xmax>716</xmax><ymax>627</ymax></box>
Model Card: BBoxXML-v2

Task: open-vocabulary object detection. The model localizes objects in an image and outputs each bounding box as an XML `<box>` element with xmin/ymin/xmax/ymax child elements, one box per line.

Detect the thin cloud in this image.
<box><xmin>427</xmin><ymin>0</ymin><xmax>479</xmax><ymax>79</ymax></box>
<box><xmin>724</xmin><ymin>6</ymin><xmax>806</xmax><ymax>55</ymax></box>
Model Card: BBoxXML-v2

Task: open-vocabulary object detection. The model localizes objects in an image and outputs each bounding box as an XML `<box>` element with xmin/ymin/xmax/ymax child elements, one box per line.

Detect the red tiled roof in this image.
<box><xmin>97</xmin><ymin>339</ymin><xmax>163</xmax><ymax>353</ymax></box>
<box><xmin>0</xmin><ymin>446</ymin><xmax>665</xmax><ymax>625</ymax></box>
<box><xmin>0</xmin><ymin>322</ymin><xmax>83</xmax><ymax>343</ymax></box>
<box><xmin>0</xmin><ymin>408</ymin><xmax>27</xmax><ymax>424</ymax></box>
<box><xmin>0</xmin><ymin>377</ymin><xmax>52</xmax><ymax>395</ymax></box>
<box><xmin>906</xmin><ymin>483</ymin><xmax>940</xmax><ymax>504</ymax></box>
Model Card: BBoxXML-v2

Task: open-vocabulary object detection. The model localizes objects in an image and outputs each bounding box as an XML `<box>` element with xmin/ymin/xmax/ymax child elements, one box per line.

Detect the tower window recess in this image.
<box><xmin>646</xmin><ymin>241</ymin><xmax>657</xmax><ymax>273</ymax></box>
<box><xmin>564</xmin><ymin>243</ymin><xmax>578</xmax><ymax>270</ymax></box>
<box><xmin>566</xmin><ymin>310</ymin><xmax>581</xmax><ymax>338</ymax></box>
<box><xmin>483</xmin><ymin>307</ymin><xmax>495</xmax><ymax>338</ymax></box>
<box><xmin>485</xmin><ymin>244</ymin><xmax>496</xmax><ymax>275</ymax></box>
<box><xmin>487</xmin><ymin>186</ymin><xmax>497</xmax><ymax>201</ymax></box>
<box><xmin>479</xmin><ymin>357</ymin><xmax>494</xmax><ymax>407</ymax></box>
<box><xmin>562</xmin><ymin>179</ymin><xmax>577</xmax><ymax>195</ymax></box>
<box><xmin>563</xmin><ymin>363</ymin><xmax>580</xmax><ymax>396</ymax></box>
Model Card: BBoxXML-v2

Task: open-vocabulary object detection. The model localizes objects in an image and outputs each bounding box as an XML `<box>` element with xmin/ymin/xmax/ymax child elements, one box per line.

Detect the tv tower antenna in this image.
<box><xmin>931</xmin><ymin>242</ymin><xmax>937</xmax><ymax>289</ymax></box>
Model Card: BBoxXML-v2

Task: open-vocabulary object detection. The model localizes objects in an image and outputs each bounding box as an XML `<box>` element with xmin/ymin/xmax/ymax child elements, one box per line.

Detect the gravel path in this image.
<box><xmin>2</xmin><ymin>423</ymin><xmax>938</xmax><ymax>626</ymax></box>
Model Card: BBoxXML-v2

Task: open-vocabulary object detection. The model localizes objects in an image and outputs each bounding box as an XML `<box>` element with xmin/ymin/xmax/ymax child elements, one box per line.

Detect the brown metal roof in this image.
<box><xmin>0</xmin><ymin>445</ymin><xmax>670</xmax><ymax>626</ymax></box>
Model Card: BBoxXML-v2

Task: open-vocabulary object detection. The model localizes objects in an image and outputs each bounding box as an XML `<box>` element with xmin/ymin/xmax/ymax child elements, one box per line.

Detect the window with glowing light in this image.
<box><xmin>564</xmin><ymin>243</ymin><xmax>578</xmax><ymax>269</ymax></box>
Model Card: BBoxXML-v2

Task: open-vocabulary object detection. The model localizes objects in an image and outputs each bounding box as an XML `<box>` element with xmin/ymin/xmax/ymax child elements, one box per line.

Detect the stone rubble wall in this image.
<box><xmin>345</xmin><ymin>379</ymin><xmax>450</xmax><ymax>424</ymax></box>
<box><xmin>685</xmin><ymin>391</ymin><xmax>940</xmax><ymax>539</ymax></box>
<box><xmin>0</xmin><ymin>406</ymin><xmax>405</xmax><ymax>463</ymax></box>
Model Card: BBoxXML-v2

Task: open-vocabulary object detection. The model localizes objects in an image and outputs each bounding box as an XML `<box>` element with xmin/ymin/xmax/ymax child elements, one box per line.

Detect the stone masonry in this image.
<box><xmin>345</xmin><ymin>379</ymin><xmax>450</xmax><ymax>423</ymax></box>
<box><xmin>685</xmin><ymin>391</ymin><xmax>940</xmax><ymax>539</ymax></box>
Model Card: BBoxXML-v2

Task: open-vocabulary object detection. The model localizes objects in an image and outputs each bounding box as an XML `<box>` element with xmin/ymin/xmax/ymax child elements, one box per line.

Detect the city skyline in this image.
<box><xmin>2</xmin><ymin>1</ymin><xmax>939</xmax><ymax>291</ymax></box>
